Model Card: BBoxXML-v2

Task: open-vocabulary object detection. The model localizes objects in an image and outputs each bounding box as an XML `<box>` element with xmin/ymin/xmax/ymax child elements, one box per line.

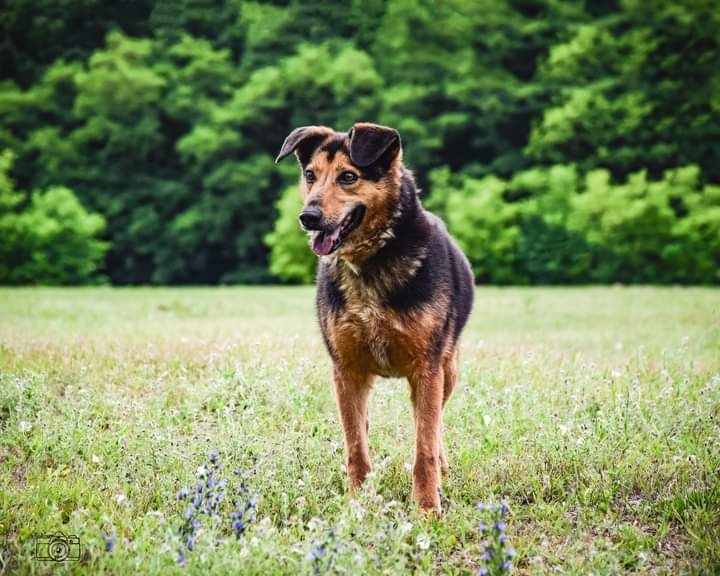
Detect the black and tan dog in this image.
<box><xmin>276</xmin><ymin>122</ymin><xmax>474</xmax><ymax>512</ymax></box>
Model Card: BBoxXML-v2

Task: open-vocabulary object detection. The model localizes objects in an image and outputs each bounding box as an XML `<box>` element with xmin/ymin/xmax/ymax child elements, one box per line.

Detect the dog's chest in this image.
<box><xmin>351</xmin><ymin>303</ymin><xmax>394</xmax><ymax>371</ymax></box>
<box><xmin>334</xmin><ymin>280</ymin><xmax>406</xmax><ymax>375</ymax></box>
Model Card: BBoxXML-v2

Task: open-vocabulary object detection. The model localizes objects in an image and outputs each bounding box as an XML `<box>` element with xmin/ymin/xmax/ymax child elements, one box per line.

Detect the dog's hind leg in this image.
<box><xmin>333</xmin><ymin>367</ymin><xmax>374</xmax><ymax>491</ymax></box>
<box><xmin>439</xmin><ymin>349</ymin><xmax>458</xmax><ymax>477</ymax></box>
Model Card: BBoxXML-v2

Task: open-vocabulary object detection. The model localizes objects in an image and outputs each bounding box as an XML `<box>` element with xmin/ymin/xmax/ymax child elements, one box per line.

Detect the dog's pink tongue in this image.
<box><xmin>312</xmin><ymin>228</ymin><xmax>340</xmax><ymax>256</ymax></box>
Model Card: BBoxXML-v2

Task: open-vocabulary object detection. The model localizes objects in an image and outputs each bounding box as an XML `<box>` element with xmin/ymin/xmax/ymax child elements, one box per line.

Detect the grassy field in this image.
<box><xmin>0</xmin><ymin>287</ymin><xmax>718</xmax><ymax>575</ymax></box>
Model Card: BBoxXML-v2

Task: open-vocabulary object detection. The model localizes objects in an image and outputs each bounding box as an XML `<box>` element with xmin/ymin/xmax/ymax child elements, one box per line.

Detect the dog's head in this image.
<box><xmin>276</xmin><ymin>122</ymin><xmax>403</xmax><ymax>257</ymax></box>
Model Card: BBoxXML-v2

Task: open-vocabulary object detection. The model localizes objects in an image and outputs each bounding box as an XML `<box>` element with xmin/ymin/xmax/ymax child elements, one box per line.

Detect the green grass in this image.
<box><xmin>1</xmin><ymin>287</ymin><xmax>719</xmax><ymax>575</ymax></box>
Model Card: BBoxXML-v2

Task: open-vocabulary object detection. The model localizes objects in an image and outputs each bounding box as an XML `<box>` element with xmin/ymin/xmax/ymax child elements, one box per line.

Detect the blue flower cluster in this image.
<box><xmin>476</xmin><ymin>500</ymin><xmax>516</xmax><ymax>575</ymax></box>
<box><xmin>305</xmin><ymin>528</ymin><xmax>341</xmax><ymax>576</ymax></box>
<box><xmin>100</xmin><ymin>530</ymin><xmax>115</xmax><ymax>553</ymax></box>
<box><xmin>230</xmin><ymin>467</ymin><xmax>258</xmax><ymax>539</ymax></box>
<box><xmin>175</xmin><ymin>451</ymin><xmax>258</xmax><ymax>566</ymax></box>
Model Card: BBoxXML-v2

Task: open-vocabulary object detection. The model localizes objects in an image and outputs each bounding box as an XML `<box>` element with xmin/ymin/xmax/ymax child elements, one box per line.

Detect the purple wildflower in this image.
<box><xmin>175</xmin><ymin>452</ymin><xmax>257</xmax><ymax>562</ymax></box>
<box><xmin>306</xmin><ymin>528</ymin><xmax>341</xmax><ymax>575</ymax></box>
<box><xmin>232</xmin><ymin>519</ymin><xmax>246</xmax><ymax>537</ymax></box>
<box><xmin>101</xmin><ymin>530</ymin><xmax>115</xmax><ymax>553</ymax></box>
<box><xmin>476</xmin><ymin>499</ymin><xmax>515</xmax><ymax>574</ymax></box>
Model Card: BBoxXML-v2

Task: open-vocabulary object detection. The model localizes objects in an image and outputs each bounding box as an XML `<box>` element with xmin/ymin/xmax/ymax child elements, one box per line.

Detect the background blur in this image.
<box><xmin>1</xmin><ymin>0</ymin><xmax>718</xmax><ymax>286</ymax></box>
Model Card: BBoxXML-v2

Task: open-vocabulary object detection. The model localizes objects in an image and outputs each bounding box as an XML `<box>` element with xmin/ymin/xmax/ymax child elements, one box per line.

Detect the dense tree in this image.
<box><xmin>527</xmin><ymin>0</ymin><xmax>720</xmax><ymax>180</ymax></box>
<box><xmin>0</xmin><ymin>0</ymin><xmax>717</xmax><ymax>284</ymax></box>
<box><xmin>0</xmin><ymin>151</ymin><xmax>107</xmax><ymax>284</ymax></box>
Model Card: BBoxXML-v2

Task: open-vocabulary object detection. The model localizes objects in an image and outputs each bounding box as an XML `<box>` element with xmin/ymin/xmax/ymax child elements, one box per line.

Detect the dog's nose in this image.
<box><xmin>299</xmin><ymin>207</ymin><xmax>323</xmax><ymax>230</ymax></box>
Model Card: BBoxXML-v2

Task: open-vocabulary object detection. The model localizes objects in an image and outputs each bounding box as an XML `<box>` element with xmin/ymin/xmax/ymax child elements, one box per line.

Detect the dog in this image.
<box><xmin>276</xmin><ymin>122</ymin><xmax>474</xmax><ymax>512</ymax></box>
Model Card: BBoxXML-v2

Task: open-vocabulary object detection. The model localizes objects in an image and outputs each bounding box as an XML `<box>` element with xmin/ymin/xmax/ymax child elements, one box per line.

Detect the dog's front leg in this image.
<box><xmin>410</xmin><ymin>366</ymin><xmax>444</xmax><ymax>513</ymax></box>
<box><xmin>333</xmin><ymin>367</ymin><xmax>373</xmax><ymax>491</ymax></box>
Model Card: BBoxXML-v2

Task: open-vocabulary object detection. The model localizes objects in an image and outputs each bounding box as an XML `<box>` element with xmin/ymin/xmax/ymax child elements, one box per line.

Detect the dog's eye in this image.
<box><xmin>338</xmin><ymin>171</ymin><xmax>358</xmax><ymax>185</ymax></box>
<box><xmin>305</xmin><ymin>170</ymin><xmax>316</xmax><ymax>183</ymax></box>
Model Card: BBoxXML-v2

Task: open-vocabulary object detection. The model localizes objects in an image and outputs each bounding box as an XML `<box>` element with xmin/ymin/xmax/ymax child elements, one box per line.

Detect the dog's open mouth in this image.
<box><xmin>311</xmin><ymin>205</ymin><xmax>366</xmax><ymax>256</ymax></box>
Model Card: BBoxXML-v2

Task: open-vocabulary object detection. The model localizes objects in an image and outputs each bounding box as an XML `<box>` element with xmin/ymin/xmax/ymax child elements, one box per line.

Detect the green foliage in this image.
<box><xmin>568</xmin><ymin>166</ymin><xmax>720</xmax><ymax>284</ymax></box>
<box><xmin>9</xmin><ymin>186</ymin><xmax>107</xmax><ymax>285</ymax></box>
<box><xmin>528</xmin><ymin>2</ymin><xmax>720</xmax><ymax>180</ymax></box>
<box><xmin>512</xmin><ymin>165</ymin><xmax>592</xmax><ymax>284</ymax></box>
<box><xmin>434</xmin><ymin>163</ymin><xmax>720</xmax><ymax>285</ymax></box>
<box><xmin>1</xmin><ymin>0</ymin><xmax>718</xmax><ymax>284</ymax></box>
<box><xmin>265</xmin><ymin>186</ymin><xmax>316</xmax><ymax>284</ymax></box>
<box><xmin>443</xmin><ymin>174</ymin><xmax>522</xmax><ymax>284</ymax></box>
<box><xmin>0</xmin><ymin>151</ymin><xmax>107</xmax><ymax>284</ymax></box>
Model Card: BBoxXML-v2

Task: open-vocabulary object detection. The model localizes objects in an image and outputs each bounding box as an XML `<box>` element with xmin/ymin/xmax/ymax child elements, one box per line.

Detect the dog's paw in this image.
<box><xmin>413</xmin><ymin>487</ymin><xmax>442</xmax><ymax>515</ymax></box>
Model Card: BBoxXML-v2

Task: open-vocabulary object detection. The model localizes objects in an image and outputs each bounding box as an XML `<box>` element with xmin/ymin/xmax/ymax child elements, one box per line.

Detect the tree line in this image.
<box><xmin>1</xmin><ymin>0</ymin><xmax>718</xmax><ymax>285</ymax></box>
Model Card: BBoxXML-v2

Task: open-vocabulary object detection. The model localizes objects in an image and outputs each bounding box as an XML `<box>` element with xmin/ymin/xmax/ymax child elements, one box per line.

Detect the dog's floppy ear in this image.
<box><xmin>275</xmin><ymin>126</ymin><xmax>333</xmax><ymax>165</ymax></box>
<box><xmin>348</xmin><ymin>122</ymin><xmax>401</xmax><ymax>168</ymax></box>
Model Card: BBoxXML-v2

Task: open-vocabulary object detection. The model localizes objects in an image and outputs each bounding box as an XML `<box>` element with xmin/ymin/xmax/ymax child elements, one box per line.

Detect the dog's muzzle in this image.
<box><xmin>299</xmin><ymin>206</ymin><xmax>323</xmax><ymax>231</ymax></box>
<box><xmin>301</xmin><ymin>204</ymin><xmax>366</xmax><ymax>257</ymax></box>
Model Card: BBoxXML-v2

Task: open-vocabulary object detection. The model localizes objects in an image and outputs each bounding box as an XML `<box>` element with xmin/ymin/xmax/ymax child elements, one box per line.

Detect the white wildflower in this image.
<box><xmin>398</xmin><ymin>522</ymin><xmax>413</xmax><ymax>536</ymax></box>
<box><xmin>146</xmin><ymin>510</ymin><xmax>165</xmax><ymax>522</ymax></box>
<box><xmin>416</xmin><ymin>533</ymin><xmax>431</xmax><ymax>550</ymax></box>
<box><xmin>350</xmin><ymin>499</ymin><xmax>365</xmax><ymax>521</ymax></box>
<box><xmin>307</xmin><ymin>517</ymin><xmax>324</xmax><ymax>531</ymax></box>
